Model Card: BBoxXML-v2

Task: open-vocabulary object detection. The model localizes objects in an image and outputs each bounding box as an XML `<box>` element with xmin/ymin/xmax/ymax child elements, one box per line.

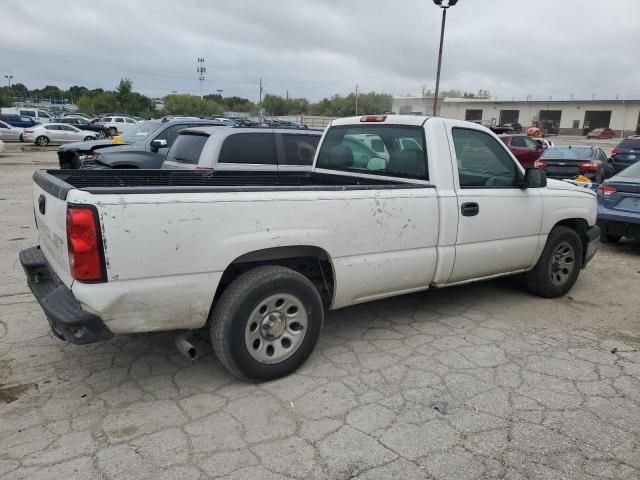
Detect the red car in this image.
<box><xmin>587</xmin><ymin>128</ymin><xmax>616</xmax><ymax>139</ymax></box>
<box><xmin>498</xmin><ymin>134</ymin><xmax>544</xmax><ymax>167</ymax></box>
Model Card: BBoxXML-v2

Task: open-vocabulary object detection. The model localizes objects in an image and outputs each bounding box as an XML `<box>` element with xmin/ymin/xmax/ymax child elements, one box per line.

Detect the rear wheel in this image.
<box><xmin>210</xmin><ymin>266</ymin><xmax>323</xmax><ymax>381</ymax></box>
<box><xmin>97</xmin><ymin>130</ymin><xmax>106</xmax><ymax>139</ymax></box>
<box><xmin>108</xmin><ymin>127</ymin><xmax>117</xmax><ymax>137</ymax></box>
<box><xmin>35</xmin><ymin>136</ymin><xmax>50</xmax><ymax>146</ymax></box>
<box><xmin>525</xmin><ymin>226</ymin><xmax>583</xmax><ymax>298</ymax></box>
<box><xmin>83</xmin><ymin>136</ymin><xmax>94</xmax><ymax>141</ymax></box>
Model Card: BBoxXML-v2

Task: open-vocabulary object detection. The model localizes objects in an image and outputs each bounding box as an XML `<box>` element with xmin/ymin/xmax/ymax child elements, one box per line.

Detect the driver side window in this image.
<box><xmin>453</xmin><ymin>128</ymin><xmax>519</xmax><ymax>188</ymax></box>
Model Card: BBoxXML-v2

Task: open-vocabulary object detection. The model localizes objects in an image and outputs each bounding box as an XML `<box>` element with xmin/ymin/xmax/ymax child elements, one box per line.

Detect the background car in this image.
<box><xmin>58</xmin><ymin>118</ymin><xmax>225</xmax><ymax>169</ymax></box>
<box><xmin>100</xmin><ymin>116</ymin><xmax>140</xmax><ymax>136</ymax></box>
<box><xmin>597</xmin><ymin>160</ymin><xmax>640</xmax><ymax>243</ymax></box>
<box><xmin>22</xmin><ymin>123</ymin><xmax>98</xmax><ymax>146</ymax></box>
<box><xmin>0</xmin><ymin>114</ymin><xmax>40</xmax><ymax>129</ymax></box>
<box><xmin>587</xmin><ymin>127</ymin><xmax>616</xmax><ymax>139</ymax></box>
<box><xmin>498</xmin><ymin>134</ymin><xmax>544</xmax><ymax>167</ymax></box>
<box><xmin>0</xmin><ymin>119</ymin><xmax>24</xmax><ymax>141</ymax></box>
<box><xmin>535</xmin><ymin>146</ymin><xmax>612</xmax><ymax>183</ymax></box>
<box><xmin>610</xmin><ymin>136</ymin><xmax>640</xmax><ymax>174</ymax></box>
<box><xmin>532</xmin><ymin>138</ymin><xmax>555</xmax><ymax>149</ymax></box>
<box><xmin>57</xmin><ymin>117</ymin><xmax>110</xmax><ymax>138</ymax></box>
<box><xmin>0</xmin><ymin>138</ymin><xmax>5</xmax><ymax>154</ymax></box>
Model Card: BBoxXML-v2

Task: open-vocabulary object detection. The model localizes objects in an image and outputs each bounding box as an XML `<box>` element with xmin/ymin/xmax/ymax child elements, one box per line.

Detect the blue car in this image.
<box><xmin>597</xmin><ymin>160</ymin><xmax>640</xmax><ymax>242</ymax></box>
<box><xmin>0</xmin><ymin>114</ymin><xmax>40</xmax><ymax>129</ymax></box>
<box><xmin>610</xmin><ymin>136</ymin><xmax>640</xmax><ymax>174</ymax></box>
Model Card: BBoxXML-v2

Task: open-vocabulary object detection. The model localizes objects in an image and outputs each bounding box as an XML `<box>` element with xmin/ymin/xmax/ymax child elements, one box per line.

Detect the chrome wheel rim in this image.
<box><xmin>244</xmin><ymin>293</ymin><xmax>308</xmax><ymax>364</ymax></box>
<box><xmin>549</xmin><ymin>241</ymin><xmax>575</xmax><ymax>286</ymax></box>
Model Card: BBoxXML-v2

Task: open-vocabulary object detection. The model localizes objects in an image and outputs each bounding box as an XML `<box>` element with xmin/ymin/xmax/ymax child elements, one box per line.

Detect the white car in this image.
<box><xmin>22</xmin><ymin>123</ymin><xmax>98</xmax><ymax>146</ymax></box>
<box><xmin>22</xmin><ymin>115</ymin><xmax>600</xmax><ymax>381</ymax></box>
<box><xmin>0</xmin><ymin>138</ymin><xmax>5</xmax><ymax>154</ymax></box>
<box><xmin>0</xmin><ymin>119</ymin><xmax>23</xmax><ymax>141</ymax></box>
<box><xmin>100</xmin><ymin>116</ymin><xmax>139</xmax><ymax>136</ymax></box>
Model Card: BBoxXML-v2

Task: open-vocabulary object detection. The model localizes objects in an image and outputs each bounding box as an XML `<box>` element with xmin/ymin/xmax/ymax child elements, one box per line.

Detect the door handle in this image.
<box><xmin>461</xmin><ymin>202</ymin><xmax>479</xmax><ymax>217</ymax></box>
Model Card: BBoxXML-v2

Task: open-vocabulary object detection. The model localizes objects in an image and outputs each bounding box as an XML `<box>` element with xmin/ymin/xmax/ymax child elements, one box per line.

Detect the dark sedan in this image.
<box><xmin>610</xmin><ymin>136</ymin><xmax>640</xmax><ymax>174</ymax></box>
<box><xmin>597</xmin><ymin>160</ymin><xmax>640</xmax><ymax>243</ymax></box>
<box><xmin>534</xmin><ymin>146</ymin><xmax>612</xmax><ymax>183</ymax></box>
<box><xmin>58</xmin><ymin>117</ymin><xmax>110</xmax><ymax>139</ymax></box>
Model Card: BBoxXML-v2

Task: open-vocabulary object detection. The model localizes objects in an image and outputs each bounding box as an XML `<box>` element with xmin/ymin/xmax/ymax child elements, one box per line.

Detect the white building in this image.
<box><xmin>392</xmin><ymin>97</ymin><xmax>640</xmax><ymax>136</ymax></box>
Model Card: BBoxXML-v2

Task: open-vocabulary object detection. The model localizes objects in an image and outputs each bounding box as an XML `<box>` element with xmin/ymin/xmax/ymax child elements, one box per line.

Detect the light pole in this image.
<box><xmin>4</xmin><ymin>75</ymin><xmax>13</xmax><ymax>88</ymax></box>
<box><xmin>432</xmin><ymin>0</ymin><xmax>458</xmax><ymax>117</ymax></box>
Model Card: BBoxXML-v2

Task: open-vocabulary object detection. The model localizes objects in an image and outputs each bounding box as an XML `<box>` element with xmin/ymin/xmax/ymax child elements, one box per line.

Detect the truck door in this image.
<box><xmin>447</xmin><ymin>126</ymin><xmax>542</xmax><ymax>283</ymax></box>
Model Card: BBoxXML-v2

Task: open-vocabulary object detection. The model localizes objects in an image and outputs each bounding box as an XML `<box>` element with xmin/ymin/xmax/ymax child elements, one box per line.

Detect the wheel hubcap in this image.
<box><xmin>245</xmin><ymin>293</ymin><xmax>308</xmax><ymax>364</ymax></box>
<box><xmin>549</xmin><ymin>241</ymin><xmax>575</xmax><ymax>286</ymax></box>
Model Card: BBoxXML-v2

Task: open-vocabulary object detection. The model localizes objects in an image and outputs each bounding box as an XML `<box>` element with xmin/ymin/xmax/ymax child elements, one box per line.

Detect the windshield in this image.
<box><xmin>119</xmin><ymin>121</ymin><xmax>163</xmax><ymax>143</ymax></box>
<box><xmin>618</xmin><ymin>161</ymin><xmax>640</xmax><ymax>178</ymax></box>
<box><xmin>541</xmin><ymin>147</ymin><xmax>594</xmax><ymax>160</ymax></box>
<box><xmin>316</xmin><ymin>125</ymin><xmax>428</xmax><ymax>180</ymax></box>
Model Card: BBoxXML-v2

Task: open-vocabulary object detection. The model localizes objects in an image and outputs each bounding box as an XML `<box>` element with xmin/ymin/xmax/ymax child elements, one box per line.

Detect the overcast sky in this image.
<box><xmin>1</xmin><ymin>0</ymin><xmax>638</xmax><ymax>102</ymax></box>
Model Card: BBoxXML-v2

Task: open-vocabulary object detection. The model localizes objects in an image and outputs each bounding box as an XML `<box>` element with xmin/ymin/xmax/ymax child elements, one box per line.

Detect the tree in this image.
<box><xmin>163</xmin><ymin>94</ymin><xmax>224</xmax><ymax>117</ymax></box>
<box><xmin>0</xmin><ymin>92</ymin><xmax>12</xmax><ymax>107</ymax></box>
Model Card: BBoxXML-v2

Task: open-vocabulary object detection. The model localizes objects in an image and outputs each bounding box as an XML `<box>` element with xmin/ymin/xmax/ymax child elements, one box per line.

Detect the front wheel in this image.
<box><xmin>35</xmin><ymin>136</ymin><xmax>50</xmax><ymax>146</ymax></box>
<box><xmin>525</xmin><ymin>226</ymin><xmax>583</xmax><ymax>298</ymax></box>
<box><xmin>83</xmin><ymin>136</ymin><xmax>94</xmax><ymax>141</ymax></box>
<box><xmin>210</xmin><ymin>266</ymin><xmax>323</xmax><ymax>381</ymax></box>
<box><xmin>97</xmin><ymin>130</ymin><xmax>106</xmax><ymax>139</ymax></box>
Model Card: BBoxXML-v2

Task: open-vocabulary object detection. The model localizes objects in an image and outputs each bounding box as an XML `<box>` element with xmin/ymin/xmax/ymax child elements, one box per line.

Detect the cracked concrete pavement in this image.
<box><xmin>1</xmin><ymin>149</ymin><xmax>640</xmax><ymax>479</ymax></box>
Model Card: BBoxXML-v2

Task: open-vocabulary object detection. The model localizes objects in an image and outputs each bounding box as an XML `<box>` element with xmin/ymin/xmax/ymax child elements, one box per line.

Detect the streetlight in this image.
<box><xmin>431</xmin><ymin>0</ymin><xmax>458</xmax><ymax>116</ymax></box>
<box><xmin>4</xmin><ymin>75</ymin><xmax>13</xmax><ymax>88</ymax></box>
<box><xmin>216</xmin><ymin>89</ymin><xmax>223</xmax><ymax>96</ymax></box>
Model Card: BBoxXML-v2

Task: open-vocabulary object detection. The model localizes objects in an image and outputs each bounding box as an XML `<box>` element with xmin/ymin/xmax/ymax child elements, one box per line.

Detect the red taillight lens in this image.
<box><xmin>597</xmin><ymin>184</ymin><xmax>617</xmax><ymax>197</ymax></box>
<box><xmin>611</xmin><ymin>148</ymin><xmax>621</xmax><ymax>156</ymax></box>
<box><xmin>534</xmin><ymin>160</ymin><xmax>547</xmax><ymax>169</ymax></box>
<box><xmin>360</xmin><ymin>115</ymin><xmax>387</xmax><ymax>122</ymax></box>
<box><xmin>578</xmin><ymin>161</ymin><xmax>599</xmax><ymax>172</ymax></box>
<box><xmin>67</xmin><ymin>206</ymin><xmax>105</xmax><ymax>282</ymax></box>
<box><xmin>25</xmin><ymin>129</ymin><xmax>34</xmax><ymax>133</ymax></box>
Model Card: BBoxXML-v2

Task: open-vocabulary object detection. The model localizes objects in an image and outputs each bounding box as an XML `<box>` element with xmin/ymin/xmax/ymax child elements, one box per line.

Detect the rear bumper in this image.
<box><xmin>583</xmin><ymin>225</ymin><xmax>600</xmax><ymax>266</ymax></box>
<box><xmin>19</xmin><ymin>246</ymin><xmax>113</xmax><ymax>344</ymax></box>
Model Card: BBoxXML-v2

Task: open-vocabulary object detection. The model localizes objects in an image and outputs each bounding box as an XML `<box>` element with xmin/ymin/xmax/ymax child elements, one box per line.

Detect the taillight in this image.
<box><xmin>66</xmin><ymin>205</ymin><xmax>106</xmax><ymax>282</ymax></box>
<box><xmin>611</xmin><ymin>148</ymin><xmax>621</xmax><ymax>156</ymax></box>
<box><xmin>534</xmin><ymin>160</ymin><xmax>547</xmax><ymax>169</ymax></box>
<box><xmin>360</xmin><ymin>115</ymin><xmax>386</xmax><ymax>122</ymax></box>
<box><xmin>597</xmin><ymin>184</ymin><xmax>617</xmax><ymax>197</ymax></box>
<box><xmin>578</xmin><ymin>161</ymin><xmax>599</xmax><ymax>172</ymax></box>
<box><xmin>24</xmin><ymin>129</ymin><xmax>34</xmax><ymax>134</ymax></box>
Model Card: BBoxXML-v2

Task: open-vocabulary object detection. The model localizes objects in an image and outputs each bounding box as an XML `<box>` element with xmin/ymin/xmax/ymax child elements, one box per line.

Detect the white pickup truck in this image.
<box><xmin>21</xmin><ymin>115</ymin><xmax>600</xmax><ymax>380</ymax></box>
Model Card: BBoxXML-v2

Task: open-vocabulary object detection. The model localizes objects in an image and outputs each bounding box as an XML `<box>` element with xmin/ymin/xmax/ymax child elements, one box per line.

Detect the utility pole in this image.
<box><xmin>196</xmin><ymin>57</ymin><xmax>206</xmax><ymax>100</ymax></box>
<box><xmin>259</xmin><ymin>77</ymin><xmax>264</xmax><ymax>122</ymax></box>
<box><xmin>286</xmin><ymin>90</ymin><xmax>289</xmax><ymax>100</ymax></box>
<box><xmin>432</xmin><ymin>0</ymin><xmax>459</xmax><ymax>117</ymax></box>
<box><xmin>355</xmin><ymin>84</ymin><xmax>359</xmax><ymax>115</ymax></box>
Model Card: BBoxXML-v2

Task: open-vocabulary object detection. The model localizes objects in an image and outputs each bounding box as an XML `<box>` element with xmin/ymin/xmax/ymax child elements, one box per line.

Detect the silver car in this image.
<box><xmin>22</xmin><ymin>123</ymin><xmax>98</xmax><ymax>146</ymax></box>
<box><xmin>0</xmin><ymin>120</ymin><xmax>23</xmax><ymax>141</ymax></box>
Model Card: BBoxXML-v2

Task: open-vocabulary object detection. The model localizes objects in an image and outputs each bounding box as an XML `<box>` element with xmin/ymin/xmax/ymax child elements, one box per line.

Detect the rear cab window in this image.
<box><xmin>165</xmin><ymin>133</ymin><xmax>209</xmax><ymax>165</ymax></box>
<box><xmin>316</xmin><ymin>125</ymin><xmax>428</xmax><ymax>180</ymax></box>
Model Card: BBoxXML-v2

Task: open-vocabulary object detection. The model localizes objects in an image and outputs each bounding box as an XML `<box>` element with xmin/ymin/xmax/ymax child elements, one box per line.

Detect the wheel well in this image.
<box><xmin>213</xmin><ymin>246</ymin><xmax>335</xmax><ymax>308</ymax></box>
<box><xmin>553</xmin><ymin>218</ymin><xmax>589</xmax><ymax>256</ymax></box>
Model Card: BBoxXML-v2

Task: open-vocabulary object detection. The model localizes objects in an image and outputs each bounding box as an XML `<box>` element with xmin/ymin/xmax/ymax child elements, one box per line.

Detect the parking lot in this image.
<box><xmin>1</xmin><ymin>146</ymin><xmax>640</xmax><ymax>479</ymax></box>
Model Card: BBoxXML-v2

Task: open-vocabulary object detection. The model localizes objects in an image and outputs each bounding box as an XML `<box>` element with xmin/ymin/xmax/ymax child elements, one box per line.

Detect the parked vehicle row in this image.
<box><xmin>23</xmin><ymin>123</ymin><xmax>98</xmax><ymax>146</ymax></box>
<box><xmin>0</xmin><ymin>119</ymin><xmax>24</xmax><ymax>141</ymax></box>
<box><xmin>535</xmin><ymin>146</ymin><xmax>612</xmax><ymax>183</ymax></box>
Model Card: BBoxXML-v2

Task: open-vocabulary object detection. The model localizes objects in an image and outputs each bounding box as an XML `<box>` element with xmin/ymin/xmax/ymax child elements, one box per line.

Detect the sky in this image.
<box><xmin>1</xmin><ymin>0</ymin><xmax>638</xmax><ymax>102</ymax></box>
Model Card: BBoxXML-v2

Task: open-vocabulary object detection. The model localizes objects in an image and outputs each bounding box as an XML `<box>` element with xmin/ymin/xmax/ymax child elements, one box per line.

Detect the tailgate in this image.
<box><xmin>32</xmin><ymin>171</ymin><xmax>74</xmax><ymax>287</ymax></box>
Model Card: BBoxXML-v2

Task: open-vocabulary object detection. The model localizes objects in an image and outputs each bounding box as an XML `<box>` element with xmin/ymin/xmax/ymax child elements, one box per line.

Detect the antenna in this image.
<box><xmin>196</xmin><ymin>57</ymin><xmax>206</xmax><ymax>100</ymax></box>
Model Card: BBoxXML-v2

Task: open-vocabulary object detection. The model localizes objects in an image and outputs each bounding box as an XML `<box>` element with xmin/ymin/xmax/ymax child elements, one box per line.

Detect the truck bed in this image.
<box><xmin>35</xmin><ymin>169</ymin><xmax>430</xmax><ymax>199</ymax></box>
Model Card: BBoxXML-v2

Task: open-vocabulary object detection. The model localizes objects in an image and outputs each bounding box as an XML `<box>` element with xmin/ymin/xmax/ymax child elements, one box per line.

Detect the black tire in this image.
<box><xmin>83</xmin><ymin>136</ymin><xmax>94</xmax><ymax>142</ymax></box>
<box><xmin>525</xmin><ymin>226</ymin><xmax>583</xmax><ymax>298</ymax></box>
<box><xmin>108</xmin><ymin>127</ymin><xmax>117</xmax><ymax>137</ymax></box>
<box><xmin>210</xmin><ymin>265</ymin><xmax>323</xmax><ymax>381</ymax></box>
<box><xmin>97</xmin><ymin>130</ymin><xmax>106</xmax><ymax>139</ymax></box>
<box><xmin>35</xmin><ymin>136</ymin><xmax>49</xmax><ymax>146</ymax></box>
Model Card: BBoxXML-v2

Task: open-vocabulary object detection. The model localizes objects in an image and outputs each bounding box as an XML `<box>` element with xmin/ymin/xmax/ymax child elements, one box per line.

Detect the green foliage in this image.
<box><xmin>308</xmin><ymin>92</ymin><xmax>392</xmax><ymax>116</ymax></box>
<box><xmin>261</xmin><ymin>94</ymin><xmax>309</xmax><ymax>116</ymax></box>
<box><xmin>163</xmin><ymin>94</ymin><xmax>224</xmax><ymax>117</ymax></box>
<box><xmin>76</xmin><ymin>79</ymin><xmax>154</xmax><ymax>117</ymax></box>
<box><xmin>0</xmin><ymin>92</ymin><xmax>13</xmax><ymax>107</ymax></box>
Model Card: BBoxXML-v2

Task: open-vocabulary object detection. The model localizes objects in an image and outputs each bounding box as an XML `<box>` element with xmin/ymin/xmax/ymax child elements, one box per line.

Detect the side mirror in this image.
<box><xmin>523</xmin><ymin>167</ymin><xmax>547</xmax><ymax>188</ymax></box>
<box><xmin>150</xmin><ymin>139</ymin><xmax>168</xmax><ymax>152</ymax></box>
